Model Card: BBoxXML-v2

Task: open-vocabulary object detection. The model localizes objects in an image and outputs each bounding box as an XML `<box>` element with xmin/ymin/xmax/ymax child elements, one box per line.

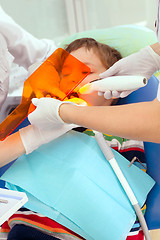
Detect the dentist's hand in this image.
<box><xmin>98</xmin><ymin>46</ymin><xmax>160</xmax><ymax>99</ymax></box>
<box><xmin>19</xmin><ymin>123</ymin><xmax>76</xmax><ymax>154</ymax></box>
<box><xmin>19</xmin><ymin>97</ymin><xmax>81</xmax><ymax>154</ymax></box>
<box><xmin>28</xmin><ymin>98</ymin><xmax>74</xmax><ymax>128</ymax></box>
<box><xmin>28</xmin><ymin>97</ymin><xmax>87</xmax><ymax>129</ymax></box>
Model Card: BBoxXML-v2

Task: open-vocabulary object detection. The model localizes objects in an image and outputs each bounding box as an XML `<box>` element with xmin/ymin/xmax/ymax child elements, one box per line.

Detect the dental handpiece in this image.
<box><xmin>79</xmin><ymin>75</ymin><xmax>147</xmax><ymax>94</ymax></box>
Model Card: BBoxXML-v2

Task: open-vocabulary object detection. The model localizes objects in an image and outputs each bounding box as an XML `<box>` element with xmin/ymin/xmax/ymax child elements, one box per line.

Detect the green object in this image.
<box><xmin>60</xmin><ymin>24</ymin><xmax>157</xmax><ymax>57</ymax></box>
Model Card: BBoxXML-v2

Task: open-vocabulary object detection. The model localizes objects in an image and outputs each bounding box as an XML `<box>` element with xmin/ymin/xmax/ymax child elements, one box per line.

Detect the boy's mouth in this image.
<box><xmin>67</xmin><ymin>91</ymin><xmax>79</xmax><ymax>99</ymax></box>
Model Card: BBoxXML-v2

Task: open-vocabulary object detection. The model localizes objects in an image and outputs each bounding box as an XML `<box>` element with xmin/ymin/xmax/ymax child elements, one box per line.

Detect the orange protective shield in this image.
<box><xmin>0</xmin><ymin>48</ymin><xmax>90</xmax><ymax>140</ymax></box>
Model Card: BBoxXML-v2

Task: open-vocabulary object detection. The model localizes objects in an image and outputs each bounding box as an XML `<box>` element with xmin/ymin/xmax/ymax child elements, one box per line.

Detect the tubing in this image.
<box><xmin>94</xmin><ymin>131</ymin><xmax>151</xmax><ymax>240</ymax></box>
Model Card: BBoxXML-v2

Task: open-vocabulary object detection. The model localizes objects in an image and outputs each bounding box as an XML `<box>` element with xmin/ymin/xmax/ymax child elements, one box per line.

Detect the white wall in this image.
<box><xmin>86</xmin><ymin>0</ymin><xmax>157</xmax><ymax>30</ymax></box>
<box><xmin>0</xmin><ymin>0</ymin><xmax>69</xmax><ymax>42</ymax></box>
<box><xmin>0</xmin><ymin>0</ymin><xmax>158</xmax><ymax>42</ymax></box>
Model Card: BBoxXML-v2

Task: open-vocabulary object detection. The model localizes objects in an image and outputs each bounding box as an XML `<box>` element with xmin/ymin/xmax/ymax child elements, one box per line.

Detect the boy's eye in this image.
<box><xmin>82</xmin><ymin>71</ymin><xmax>90</xmax><ymax>75</ymax></box>
<box><xmin>82</xmin><ymin>71</ymin><xmax>94</xmax><ymax>75</ymax></box>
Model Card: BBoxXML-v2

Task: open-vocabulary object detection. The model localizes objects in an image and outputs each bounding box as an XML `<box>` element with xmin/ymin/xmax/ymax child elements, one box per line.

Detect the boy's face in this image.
<box><xmin>70</xmin><ymin>47</ymin><xmax>113</xmax><ymax>106</ymax></box>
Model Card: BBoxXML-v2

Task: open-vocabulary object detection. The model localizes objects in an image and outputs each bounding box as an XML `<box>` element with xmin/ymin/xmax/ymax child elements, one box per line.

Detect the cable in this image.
<box><xmin>94</xmin><ymin>131</ymin><xmax>151</xmax><ymax>240</ymax></box>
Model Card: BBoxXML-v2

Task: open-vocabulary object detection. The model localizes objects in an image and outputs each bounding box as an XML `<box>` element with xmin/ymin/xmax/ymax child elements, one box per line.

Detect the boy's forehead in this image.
<box><xmin>70</xmin><ymin>47</ymin><xmax>103</xmax><ymax>67</ymax></box>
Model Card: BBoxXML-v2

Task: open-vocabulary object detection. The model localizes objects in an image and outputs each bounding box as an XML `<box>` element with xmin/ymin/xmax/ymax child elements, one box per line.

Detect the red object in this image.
<box><xmin>0</xmin><ymin>48</ymin><xmax>90</xmax><ymax>140</ymax></box>
<box><xmin>126</xmin><ymin>230</ymin><xmax>144</xmax><ymax>240</ymax></box>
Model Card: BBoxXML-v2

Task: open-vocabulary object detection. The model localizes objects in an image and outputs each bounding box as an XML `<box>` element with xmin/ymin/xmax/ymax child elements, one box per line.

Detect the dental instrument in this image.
<box><xmin>79</xmin><ymin>75</ymin><xmax>147</xmax><ymax>94</ymax></box>
<box><xmin>94</xmin><ymin>131</ymin><xmax>151</xmax><ymax>240</ymax></box>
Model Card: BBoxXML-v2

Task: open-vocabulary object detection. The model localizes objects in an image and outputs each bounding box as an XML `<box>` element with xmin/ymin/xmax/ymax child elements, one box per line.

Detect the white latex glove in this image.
<box><xmin>28</xmin><ymin>98</ymin><xmax>76</xmax><ymax>129</ymax></box>
<box><xmin>99</xmin><ymin>46</ymin><xmax>160</xmax><ymax>99</ymax></box>
<box><xmin>19</xmin><ymin>123</ymin><xmax>76</xmax><ymax>154</ymax></box>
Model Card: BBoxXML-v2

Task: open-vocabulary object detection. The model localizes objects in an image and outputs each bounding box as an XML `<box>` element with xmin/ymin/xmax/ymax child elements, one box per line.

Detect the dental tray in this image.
<box><xmin>0</xmin><ymin>188</ymin><xmax>28</xmax><ymax>225</ymax></box>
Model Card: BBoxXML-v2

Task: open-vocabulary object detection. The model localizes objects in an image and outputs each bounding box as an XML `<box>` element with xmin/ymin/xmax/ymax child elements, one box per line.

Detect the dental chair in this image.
<box><xmin>0</xmin><ymin>25</ymin><xmax>160</xmax><ymax>233</ymax></box>
<box><xmin>118</xmin><ymin>75</ymin><xmax>160</xmax><ymax>231</ymax></box>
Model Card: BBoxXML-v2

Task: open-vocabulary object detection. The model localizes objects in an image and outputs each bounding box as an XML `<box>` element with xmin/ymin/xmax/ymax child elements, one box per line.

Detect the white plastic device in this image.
<box><xmin>0</xmin><ymin>188</ymin><xmax>28</xmax><ymax>225</ymax></box>
<box><xmin>79</xmin><ymin>75</ymin><xmax>147</xmax><ymax>94</ymax></box>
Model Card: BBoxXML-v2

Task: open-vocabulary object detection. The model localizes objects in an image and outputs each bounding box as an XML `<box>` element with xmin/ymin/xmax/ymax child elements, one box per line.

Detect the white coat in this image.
<box><xmin>0</xmin><ymin>6</ymin><xmax>57</xmax><ymax>110</ymax></box>
<box><xmin>0</xmin><ymin>33</ymin><xmax>14</xmax><ymax>110</ymax></box>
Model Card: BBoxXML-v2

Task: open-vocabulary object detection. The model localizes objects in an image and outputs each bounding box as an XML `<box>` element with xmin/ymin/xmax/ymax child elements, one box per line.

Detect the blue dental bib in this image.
<box><xmin>2</xmin><ymin>131</ymin><xmax>155</xmax><ymax>240</ymax></box>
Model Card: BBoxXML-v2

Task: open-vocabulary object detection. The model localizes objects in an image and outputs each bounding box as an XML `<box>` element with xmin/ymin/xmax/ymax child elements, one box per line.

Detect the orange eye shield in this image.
<box><xmin>0</xmin><ymin>48</ymin><xmax>90</xmax><ymax>140</ymax></box>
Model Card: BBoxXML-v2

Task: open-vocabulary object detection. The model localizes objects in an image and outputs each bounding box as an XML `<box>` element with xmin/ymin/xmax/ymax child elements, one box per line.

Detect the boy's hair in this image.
<box><xmin>65</xmin><ymin>38</ymin><xmax>122</xmax><ymax>69</ymax></box>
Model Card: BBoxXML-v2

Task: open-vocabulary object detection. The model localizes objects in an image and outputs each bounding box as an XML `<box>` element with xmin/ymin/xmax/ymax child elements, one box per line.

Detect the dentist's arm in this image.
<box><xmin>28</xmin><ymin>97</ymin><xmax>160</xmax><ymax>143</ymax></box>
<box><xmin>0</xmin><ymin>131</ymin><xmax>25</xmax><ymax>168</ymax></box>
<box><xmin>59</xmin><ymin>98</ymin><xmax>160</xmax><ymax>143</ymax></box>
<box><xmin>0</xmin><ymin>120</ymin><xmax>77</xmax><ymax>167</ymax></box>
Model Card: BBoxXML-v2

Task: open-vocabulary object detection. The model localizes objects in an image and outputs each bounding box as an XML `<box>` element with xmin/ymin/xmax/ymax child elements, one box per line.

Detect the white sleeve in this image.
<box><xmin>0</xmin><ymin>6</ymin><xmax>57</xmax><ymax>69</ymax></box>
<box><xmin>0</xmin><ymin>33</ymin><xmax>14</xmax><ymax>110</ymax></box>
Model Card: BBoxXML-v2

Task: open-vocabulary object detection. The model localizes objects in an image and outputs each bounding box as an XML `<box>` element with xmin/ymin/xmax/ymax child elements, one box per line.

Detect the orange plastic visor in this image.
<box><xmin>0</xmin><ymin>48</ymin><xmax>90</xmax><ymax>140</ymax></box>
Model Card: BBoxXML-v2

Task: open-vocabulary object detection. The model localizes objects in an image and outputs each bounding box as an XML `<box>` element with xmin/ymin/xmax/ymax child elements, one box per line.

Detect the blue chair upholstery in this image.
<box><xmin>117</xmin><ymin>75</ymin><xmax>160</xmax><ymax>230</ymax></box>
<box><xmin>0</xmin><ymin>75</ymin><xmax>160</xmax><ymax>230</ymax></box>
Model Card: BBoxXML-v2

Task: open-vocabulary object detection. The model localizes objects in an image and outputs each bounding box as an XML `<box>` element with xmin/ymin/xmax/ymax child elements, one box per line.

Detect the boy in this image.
<box><xmin>0</xmin><ymin>38</ymin><xmax>145</xmax><ymax>240</ymax></box>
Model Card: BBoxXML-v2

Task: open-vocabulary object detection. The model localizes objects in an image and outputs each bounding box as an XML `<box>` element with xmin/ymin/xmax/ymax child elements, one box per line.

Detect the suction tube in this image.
<box><xmin>94</xmin><ymin>131</ymin><xmax>151</xmax><ymax>240</ymax></box>
<box><xmin>79</xmin><ymin>75</ymin><xmax>147</xmax><ymax>94</ymax></box>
